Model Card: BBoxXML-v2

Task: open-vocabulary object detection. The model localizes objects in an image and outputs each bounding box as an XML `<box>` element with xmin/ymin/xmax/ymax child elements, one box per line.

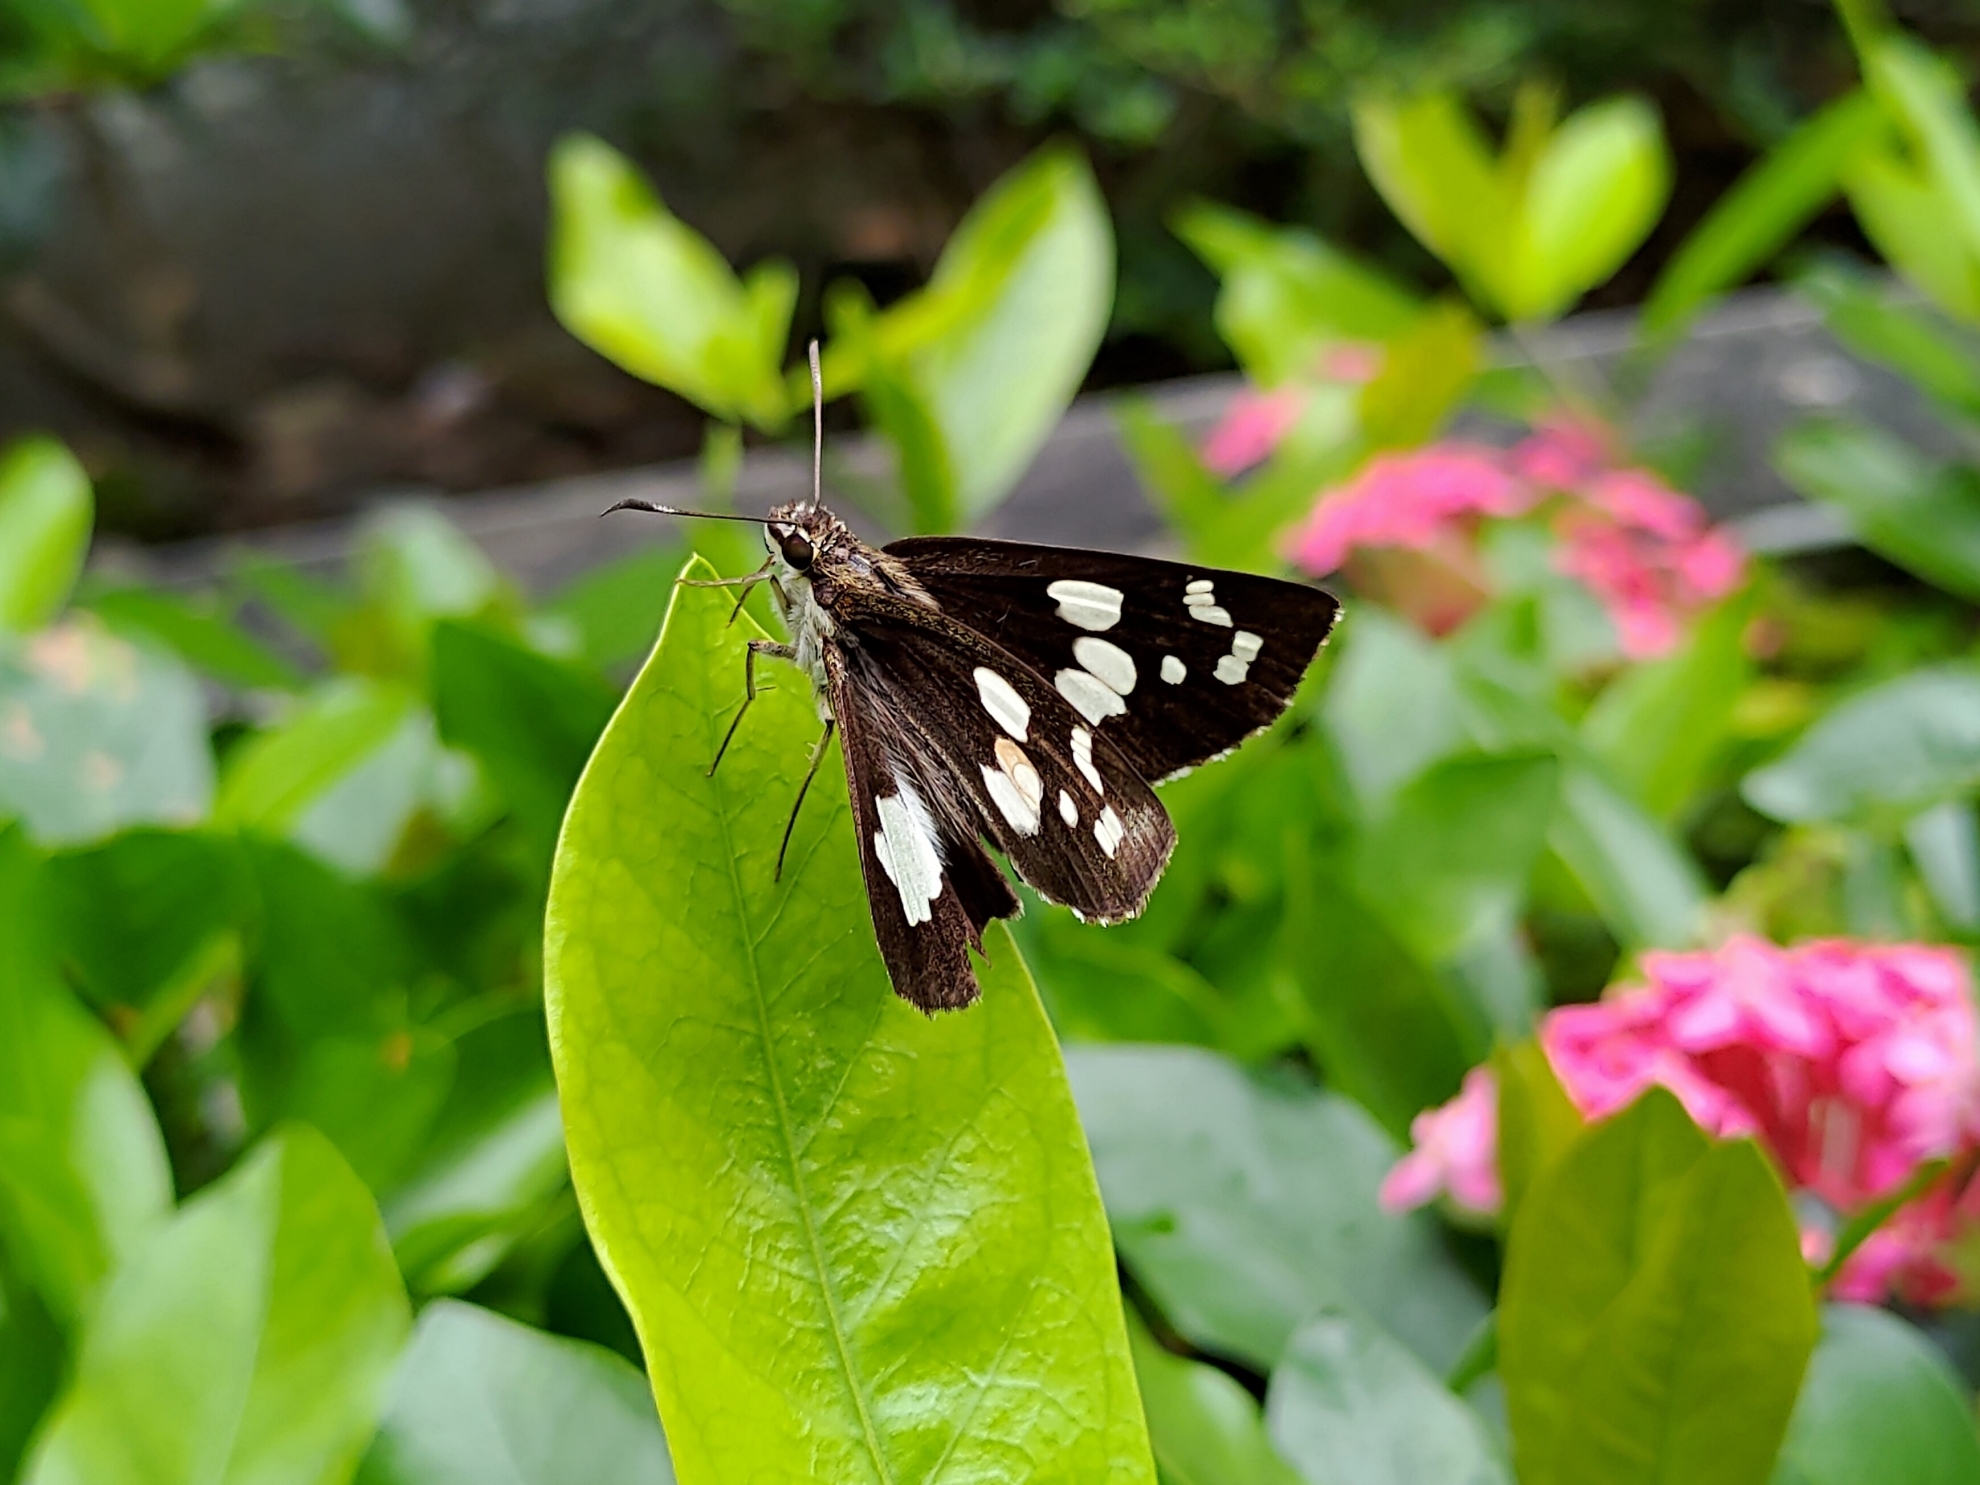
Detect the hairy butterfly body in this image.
<box><xmin>611</xmin><ymin>348</ymin><xmax>1340</xmax><ymax>1012</ymax></box>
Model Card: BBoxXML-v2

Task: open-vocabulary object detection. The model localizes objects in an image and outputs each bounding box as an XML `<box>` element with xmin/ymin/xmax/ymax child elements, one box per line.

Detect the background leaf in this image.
<box><xmin>1742</xmin><ymin>666</ymin><xmax>1980</xmax><ymax>826</ymax></box>
<box><xmin>1067</xmin><ymin>1044</ymin><xmax>1488</xmax><ymax>1375</ymax></box>
<box><xmin>1499</xmin><ymin>1089</ymin><xmax>1817</xmax><ymax>1485</ymax></box>
<box><xmin>1127</xmin><ymin>1308</ymin><xmax>1302</xmax><ymax>1485</ymax></box>
<box><xmin>1514</xmin><ymin>96</ymin><xmax>1670</xmax><ymax>321</ymax></box>
<box><xmin>544</xmin><ymin>567</ymin><xmax>1155</xmax><ymax>1485</ymax></box>
<box><xmin>1265</xmin><ymin>1309</ymin><xmax>1509</xmax><ymax>1485</ymax></box>
<box><xmin>356</xmin><ymin>1299</ymin><xmax>674</xmax><ymax>1485</ymax></box>
<box><xmin>24</xmin><ymin>1125</ymin><xmax>410</xmax><ymax>1485</ymax></box>
<box><xmin>0</xmin><ymin>438</ymin><xmax>91</xmax><ymax>637</ymax></box>
<box><xmin>1770</xmin><ymin>1304</ymin><xmax>1980</xmax><ymax>1485</ymax></box>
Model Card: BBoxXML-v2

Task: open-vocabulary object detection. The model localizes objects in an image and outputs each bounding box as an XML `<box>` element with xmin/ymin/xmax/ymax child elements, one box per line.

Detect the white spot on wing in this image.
<box><xmin>1073</xmin><ymin>637</ymin><xmax>1137</xmax><ymax>695</ymax></box>
<box><xmin>1047</xmin><ymin>580</ymin><xmax>1124</xmax><ymax>631</ymax></box>
<box><xmin>1232</xmin><ymin>630</ymin><xmax>1264</xmax><ymax>662</ymax></box>
<box><xmin>872</xmin><ymin>779</ymin><xmax>944</xmax><ymax>926</ymax></box>
<box><xmin>1070</xmin><ymin>726</ymin><xmax>1103</xmax><ymax>794</ymax></box>
<box><xmin>973</xmin><ymin>666</ymin><xmax>1030</xmax><ymax>741</ymax></box>
<box><xmin>1189</xmin><ymin>603</ymin><xmax>1234</xmax><ymax>627</ymax></box>
<box><xmin>1058</xmin><ymin>789</ymin><xmax>1078</xmax><ymax>826</ymax></box>
<box><xmin>1094</xmin><ymin>806</ymin><xmax>1125</xmax><ymax>858</ymax></box>
<box><xmin>1160</xmin><ymin>655</ymin><xmax>1186</xmax><ymax>684</ymax></box>
<box><xmin>1215</xmin><ymin>654</ymin><xmax>1249</xmax><ymax>684</ymax></box>
<box><xmin>1056</xmin><ymin>669</ymin><xmax>1126</xmax><ymax>725</ymax></box>
<box><xmin>981</xmin><ymin>736</ymin><xmax>1044</xmax><ymax>835</ymax></box>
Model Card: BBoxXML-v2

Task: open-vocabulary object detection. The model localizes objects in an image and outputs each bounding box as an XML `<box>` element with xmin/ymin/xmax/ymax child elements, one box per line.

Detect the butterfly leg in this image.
<box><xmin>774</xmin><ymin>717</ymin><xmax>835</xmax><ymax>882</ymax></box>
<box><xmin>708</xmin><ymin>639</ymin><xmax>795</xmax><ymax>778</ymax></box>
<box><xmin>678</xmin><ymin>557</ymin><xmax>776</xmax><ymax>624</ymax></box>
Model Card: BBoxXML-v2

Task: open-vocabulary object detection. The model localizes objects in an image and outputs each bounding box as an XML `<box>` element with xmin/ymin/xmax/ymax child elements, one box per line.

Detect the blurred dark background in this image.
<box><xmin>2</xmin><ymin>0</ymin><xmax>1973</xmax><ymax>542</ymax></box>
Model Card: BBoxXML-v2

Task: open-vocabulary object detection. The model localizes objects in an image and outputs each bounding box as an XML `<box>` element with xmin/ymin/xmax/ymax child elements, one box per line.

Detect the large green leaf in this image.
<box><xmin>1642</xmin><ymin>92</ymin><xmax>1884</xmax><ymax>338</ymax></box>
<box><xmin>1582</xmin><ymin>591</ymin><xmax>1753</xmax><ymax>821</ymax></box>
<box><xmin>0</xmin><ymin>828</ymin><xmax>171</xmax><ymax>1330</ymax></box>
<box><xmin>83</xmin><ymin>583</ymin><xmax>305</xmax><ymax>692</ymax></box>
<box><xmin>1126</xmin><ymin>1309</ymin><xmax>1302</xmax><ymax>1485</ymax></box>
<box><xmin>1323</xmin><ymin>609</ymin><xmax>1467</xmax><ymax>814</ymax></box>
<box><xmin>1265</xmin><ymin>1309</ymin><xmax>1509</xmax><ymax>1485</ymax></box>
<box><xmin>829</xmin><ymin>146</ymin><xmax>1113</xmax><ymax>528</ymax></box>
<box><xmin>356</xmin><ymin>1300</ymin><xmax>674</xmax><ymax>1485</ymax></box>
<box><xmin>1352</xmin><ymin>92</ymin><xmax>1508</xmax><ymax>311</ymax></box>
<box><xmin>0</xmin><ymin>1251</ymin><xmax>61</xmax><ymax>1482</ymax></box>
<box><xmin>23</xmin><ymin>1125</ymin><xmax>410</xmax><ymax>1485</ymax></box>
<box><xmin>1514</xmin><ymin>96</ymin><xmax>1670</xmax><ymax>322</ymax></box>
<box><xmin>42</xmin><ymin>827</ymin><xmax>251</xmax><ymax>1064</ymax></box>
<box><xmin>1795</xmin><ymin>260</ymin><xmax>1980</xmax><ymax>423</ymax></box>
<box><xmin>548</xmin><ymin>135</ymin><xmax>795</xmax><ymax>429</ymax></box>
<box><xmin>544</xmin><ymin>567</ymin><xmax>1154</xmax><ymax>1485</ymax></box>
<box><xmin>0</xmin><ymin>438</ymin><xmax>90</xmax><ymax>637</ymax></box>
<box><xmin>0</xmin><ymin>620</ymin><xmax>213</xmax><ymax>846</ymax></box>
<box><xmin>1067</xmin><ymin>1044</ymin><xmax>1488</xmax><ymax>1376</ymax></box>
<box><xmin>1743</xmin><ymin>666</ymin><xmax>1980</xmax><ymax>826</ymax></box>
<box><xmin>1770</xmin><ymin>1305</ymin><xmax>1980</xmax><ymax>1485</ymax></box>
<box><xmin>1548</xmin><ymin>766</ymin><xmax>1707</xmax><ymax>949</ymax></box>
<box><xmin>432</xmin><ymin>620</ymin><xmax>616</xmax><ymax>850</ymax></box>
<box><xmin>1776</xmin><ymin>420</ymin><xmax>1980</xmax><ymax>601</ymax></box>
<box><xmin>1499</xmin><ymin>1089</ymin><xmax>1817</xmax><ymax>1485</ymax></box>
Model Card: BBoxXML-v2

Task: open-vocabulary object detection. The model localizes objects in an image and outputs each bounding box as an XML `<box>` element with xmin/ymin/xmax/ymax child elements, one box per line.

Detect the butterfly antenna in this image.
<box><xmin>600</xmin><ymin>499</ymin><xmax>772</xmax><ymax>524</ymax></box>
<box><xmin>808</xmin><ymin>339</ymin><xmax>823</xmax><ymax>512</ymax></box>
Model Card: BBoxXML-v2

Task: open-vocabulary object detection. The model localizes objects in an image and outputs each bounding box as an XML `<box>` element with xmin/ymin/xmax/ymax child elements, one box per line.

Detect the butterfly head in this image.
<box><xmin>763</xmin><ymin>501</ymin><xmax>852</xmax><ymax>587</ymax></box>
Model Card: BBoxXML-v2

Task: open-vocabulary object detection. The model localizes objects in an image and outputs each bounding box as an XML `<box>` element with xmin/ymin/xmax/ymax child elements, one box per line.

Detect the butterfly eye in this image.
<box><xmin>779</xmin><ymin>529</ymin><xmax>815</xmax><ymax>570</ymax></box>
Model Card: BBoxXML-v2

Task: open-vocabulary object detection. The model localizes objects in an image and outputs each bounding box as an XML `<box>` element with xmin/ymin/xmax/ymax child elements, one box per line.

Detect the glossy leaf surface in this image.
<box><xmin>0</xmin><ymin>438</ymin><xmax>90</xmax><ymax>637</ymax></box>
<box><xmin>1265</xmin><ymin>1309</ymin><xmax>1509</xmax><ymax>1485</ymax></box>
<box><xmin>1499</xmin><ymin>1089</ymin><xmax>1816</xmax><ymax>1485</ymax></box>
<box><xmin>1068</xmin><ymin>1044</ymin><xmax>1487</xmax><ymax>1375</ymax></box>
<box><xmin>24</xmin><ymin>1126</ymin><xmax>410</xmax><ymax>1485</ymax></box>
<box><xmin>356</xmin><ymin>1300</ymin><xmax>674</xmax><ymax>1485</ymax></box>
<box><xmin>544</xmin><ymin>568</ymin><xmax>1154</xmax><ymax>1485</ymax></box>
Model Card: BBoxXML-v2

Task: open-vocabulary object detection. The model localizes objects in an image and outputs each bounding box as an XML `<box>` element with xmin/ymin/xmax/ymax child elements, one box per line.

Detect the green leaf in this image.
<box><xmin>1499</xmin><ymin>1088</ymin><xmax>1817</xmax><ymax>1485</ymax></box>
<box><xmin>356</xmin><ymin>1300</ymin><xmax>674</xmax><ymax>1485</ymax></box>
<box><xmin>0</xmin><ymin>1252</ymin><xmax>62</xmax><ymax>1482</ymax></box>
<box><xmin>42</xmin><ymin>827</ymin><xmax>252</xmax><ymax>1061</ymax></box>
<box><xmin>1127</xmin><ymin>1308</ymin><xmax>1302</xmax><ymax>1485</ymax></box>
<box><xmin>0</xmin><ymin>828</ymin><xmax>171</xmax><ymax>1329</ymax></box>
<box><xmin>548</xmin><ymin>134</ymin><xmax>794</xmax><ymax>428</ymax></box>
<box><xmin>1025</xmin><ymin>928</ymin><xmax>1226</xmax><ymax>1049</ymax></box>
<box><xmin>1171</xmin><ymin>201</ymin><xmax>1421</xmax><ymax>385</ymax></box>
<box><xmin>1643</xmin><ymin>92</ymin><xmax>1885</xmax><ymax>338</ymax></box>
<box><xmin>1356</xmin><ymin>752</ymin><xmax>1559</xmax><ymax>962</ymax></box>
<box><xmin>0</xmin><ymin>620</ymin><xmax>213</xmax><ymax>846</ymax></box>
<box><xmin>1743</xmin><ymin>665</ymin><xmax>1980</xmax><ymax>825</ymax></box>
<box><xmin>0</xmin><ymin>437</ymin><xmax>90</xmax><ymax>635</ymax></box>
<box><xmin>23</xmin><ymin>1125</ymin><xmax>411</xmax><ymax>1485</ymax></box>
<box><xmin>838</xmin><ymin>145</ymin><xmax>1113</xmax><ymax>526</ymax></box>
<box><xmin>1582</xmin><ymin>590</ymin><xmax>1754</xmax><ymax>820</ymax></box>
<box><xmin>1770</xmin><ymin>1305</ymin><xmax>1980</xmax><ymax>1485</ymax></box>
<box><xmin>1905</xmin><ymin>800</ymin><xmax>1980</xmax><ymax>930</ymax></box>
<box><xmin>1794</xmin><ymin>260</ymin><xmax>1980</xmax><ymax>422</ymax></box>
<box><xmin>1266</xmin><ymin>1309</ymin><xmax>1510</xmax><ymax>1485</ymax></box>
<box><xmin>1067</xmin><ymin>1044</ymin><xmax>1488</xmax><ymax>1375</ymax></box>
<box><xmin>82</xmin><ymin>583</ymin><xmax>304</xmax><ymax>692</ymax></box>
<box><xmin>1491</xmin><ymin>1040</ymin><xmax>1582</xmax><ymax>1228</ymax></box>
<box><xmin>431</xmin><ymin>620</ymin><xmax>616</xmax><ymax>849</ymax></box>
<box><xmin>10</xmin><ymin>0</ymin><xmax>245</xmax><ymax>85</ymax></box>
<box><xmin>1514</xmin><ymin>96</ymin><xmax>1670</xmax><ymax>322</ymax></box>
<box><xmin>1549</xmin><ymin>766</ymin><xmax>1707</xmax><ymax>948</ymax></box>
<box><xmin>1352</xmin><ymin>92</ymin><xmax>1510</xmax><ymax>312</ymax></box>
<box><xmin>1776</xmin><ymin>420</ymin><xmax>1980</xmax><ymax>600</ymax></box>
<box><xmin>1357</xmin><ymin>300</ymin><xmax>1483</xmax><ymax>447</ymax></box>
<box><xmin>543</xmin><ymin>566</ymin><xmax>1155</xmax><ymax>1484</ymax></box>
<box><xmin>1323</xmin><ymin>608</ymin><xmax>1467</xmax><ymax>814</ymax></box>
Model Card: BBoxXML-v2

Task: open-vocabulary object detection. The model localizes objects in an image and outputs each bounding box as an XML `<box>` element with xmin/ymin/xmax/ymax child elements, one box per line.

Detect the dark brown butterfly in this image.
<box><xmin>610</xmin><ymin>347</ymin><xmax>1340</xmax><ymax>1011</ymax></box>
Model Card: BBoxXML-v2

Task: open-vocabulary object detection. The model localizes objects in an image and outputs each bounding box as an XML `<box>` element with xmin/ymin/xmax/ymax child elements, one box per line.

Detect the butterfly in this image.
<box><xmin>610</xmin><ymin>347</ymin><xmax>1340</xmax><ymax>1012</ymax></box>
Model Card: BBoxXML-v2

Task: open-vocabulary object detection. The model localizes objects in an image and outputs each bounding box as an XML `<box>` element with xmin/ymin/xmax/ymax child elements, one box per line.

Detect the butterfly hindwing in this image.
<box><xmin>882</xmin><ymin>537</ymin><xmax>1341</xmax><ymax>782</ymax></box>
<box><xmin>828</xmin><ymin>588</ymin><xmax>1177</xmax><ymax>928</ymax></box>
<box><xmin>826</xmin><ymin>643</ymin><xmax>1021</xmax><ymax>1012</ymax></box>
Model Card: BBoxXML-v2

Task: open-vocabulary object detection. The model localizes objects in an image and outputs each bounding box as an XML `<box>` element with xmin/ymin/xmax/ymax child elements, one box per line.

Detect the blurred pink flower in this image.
<box><xmin>1289</xmin><ymin>419</ymin><xmax>1746</xmax><ymax>659</ymax></box>
<box><xmin>1379</xmin><ymin>1066</ymin><xmax>1501</xmax><ymax>1216</ymax></box>
<box><xmin>1316</xmin><ymin>342</ymin><xmax>1385</xmax><ymax>384</ymax></box>
<box><xmin>1200</xmin><ymin>388</ymin><xmax>1304</xmax><ymax>477</ymax></box>
<box><xmin>1381</xmin><ymin>936</ymin><xmax>1980</xmax><ymax>1305</ymax></box>
<box><xmin>1287</xmin><ymin>445</ymin><xmax>1534</xmax><ymax>577</ymax></box>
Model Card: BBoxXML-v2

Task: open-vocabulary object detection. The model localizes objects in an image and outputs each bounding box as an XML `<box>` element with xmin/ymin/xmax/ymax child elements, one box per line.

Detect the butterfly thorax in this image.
<box><xmin>763</xmin><ymin>502</ymin><xmax>936</xmax><ymax>716</ymax></box>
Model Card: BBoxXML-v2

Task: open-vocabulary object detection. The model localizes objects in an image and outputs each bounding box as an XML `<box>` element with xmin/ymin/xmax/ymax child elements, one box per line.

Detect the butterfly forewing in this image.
<box><xmin>883</xmin><ymin>537</ymin><xmax>1341</xmax><ymax>782</ymax></box>
<box><xmin>830</xmin><ymin>601</ymin><xmax>1176</xmax><ymax>934</ymax></box>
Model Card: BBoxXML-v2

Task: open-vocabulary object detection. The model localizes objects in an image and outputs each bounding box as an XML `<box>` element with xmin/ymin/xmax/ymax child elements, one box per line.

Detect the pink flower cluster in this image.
<box><xmin>1280</xmin><ymin>420</ymin><xmax>1745</xmax><ymax>658</ymax></box>
<box><xmin>1382</xmin><ymin>936</ymin><xmax>1980</xmax><ymax>1304</ymax></box>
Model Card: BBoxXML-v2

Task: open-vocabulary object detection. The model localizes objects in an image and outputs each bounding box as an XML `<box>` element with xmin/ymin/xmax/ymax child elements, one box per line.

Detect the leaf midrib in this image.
<box><xmin>701</xmin><ymin>663</ymin><xmax>898</xmax><ymax>1485</ymax></box>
